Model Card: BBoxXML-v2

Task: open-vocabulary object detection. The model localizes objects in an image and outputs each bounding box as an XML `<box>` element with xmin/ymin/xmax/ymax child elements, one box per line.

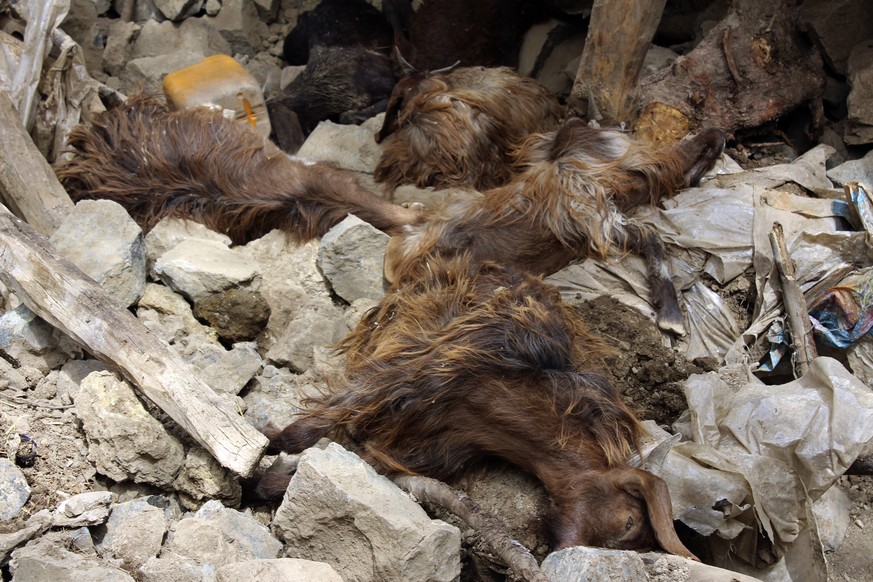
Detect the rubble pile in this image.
<box><xmin>2</xmin><ymin>1</ymin><xmax>873</xmax><ymax>581</ymax></box>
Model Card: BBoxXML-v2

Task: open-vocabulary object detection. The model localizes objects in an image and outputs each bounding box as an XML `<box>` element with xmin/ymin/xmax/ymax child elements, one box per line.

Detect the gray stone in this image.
<box><xmin>0</xmin><ymin>459</ymin><xmax>30</xmax><ymax>520</ymax></box>
<box><xmin>639</xmin><ymin>552</ymin><xmax>765</xmax><ymax>582</ymax></box>
<box><xmin>216</xmin><ymin>558</ymin><xmax>343</xmax><ymax>582</ymax></box>
<box><xmin>534</xmin><ymin>29</ymin><xmax>586</xmax><ymax>99</ymax></box>
<box><xmin>199</xmin><ymin>342</ymin><xmax>263</xmax><ymax>395</ymax></box>
<box><xmin>251</xmin><ymin>0</ymin><xmax>280</xmax><ymax>22</ymax></box>
<box><xmin>131</xmin><ymin>18</ymin><xmax>231</xmax><ymax>60</ymax></box>
<box><xmin>846</xmin><ymin>39</ymin><xmax>873</xmax><ymax>145</ymax></box>
<box><xmin>57</xmin><ymin>359</ymin><xmax>107</xmax><ymax>405</ymax></box>
<box><xmin>100</xmin><ymin>497</ymin><xmax>171</xmax><ymax>570</ymax></box>
<box><xmin>297</xmin><ymin>121</ymin><xmax>383</xmax><ymax>173</ymax></box>
<box><xmin>0</xmin><ymin>510</ymin><xmax>52</xmax><ymax>564</ymax></box>
<box><xmin>138</xmin><ymin>553</ymin><xmax>211</xmax><ymax>582</ymax></box>
<box><xmin>61</xmin><ymin>0</ymin><xmax>105</xmax><ymax>80</ymax></box>
<box><xmin>52</xmin><ymin>491</ymin><xmax>115</xmax><ymax>527</ymax></box>
<box><xmin>0</xmin><ymin>357</ymin><xmax>34</xmax><ymax>393</ymax></box>
<box><xmin>50</xmin><ymin>199</ymin><xmax>146</xmax><ymax>308</ymax></box>
<box><xmin>239</xmin><ymin>233</ymin><xmax>331</xmax><ymax>351</ymax></box>
<box><xmin>206</xmin><ymin>0</ymin><xmax>270</xmax><ymax>56</ymax></box>
<box><xmin>0</xmin><ymin>305</ymin><xmax>80</xmax><ymax>373</ymax></box>
<box><xmin>245</xmin><ymin>54</ymin><xmax>283</xmax><ymax>100</ymax></box>
<box><xmin>827</xmin><ymin>148</ymin><xmax>873</xmax><ymax>188</ymax></box>
<box><xmin>272</xmin><ymin>442</ymin><xmax>461</xmax><ymax>582</ymax></box>
<box><xmin>102</xmin><ymin>19</ymin><xmax>140</xmax><ymax>78</ymax></box>
<box><xmin>153</xmin><ymin>239</ymin><xmax>260</xmax><ymax>303</ymax></box>
<box><xmin>799</xmin><ymin>0</ymin><xmax>873</xmax><ymax>75</ymax></box>
<box><xmin>242</xmin><ymin>365</ymin><xmax>323</xmax><ymax>430</ymax></box>
<box><xmin>136</xmin><ymin>283</ymin><xmax>221</xmax><ymax>345</ymax></box>
<box><xmin>205</xmin><ymin>0</ymin><xmax>221</xmax><ymax>16</ymax></box>
<box><xmin>540</xmin><ymin>546</ymin><xmax>648</xmax><ymax>582</ymax></box>
<box><xmin>162</xmin><ymin>500</ymin><xmax>282</xmax><ymax>571</ymax></box>
<box><xmin>112</xmin><ymin>0</ymin><xmax>161</xmax><ymax>22</ymax></box>
<box><xmin>144</xmin><ymin>218</ymin><xmax>232</xmax><ymax>273</ymax></box>
<box><xmin>74</xmin><ymin>371</ymin><xmax>185</xmax><ymax>488</ymax></box>
<box><xmin>317</xmin><ymin>215</ymin><xmax>389</xmax><ymax>303</ymax></box>
<box><xmin>266</xmin><ymin>297</ymin><xmax>349</xmax><ymax>372</ymax></box>
<box><xmin>155</xmin><ymin>0</ymin><xmax>204</xmax><ymax>21</ymax></box>
<box><xmin>10</xmin><ymin>530</ymin><xmax>134</xmax><ymax>582</ymax></box>
<box><xmin>172</xmin><ymin>447</ymin><xmax>242</xmax><ymax>508</ymax></box>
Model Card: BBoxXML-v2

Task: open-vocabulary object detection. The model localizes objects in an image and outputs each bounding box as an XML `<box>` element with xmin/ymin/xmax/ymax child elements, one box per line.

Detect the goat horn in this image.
<box><xmin>430</xmin><ymin>60</ymin><xmax>461</xmax><ymax>75</ymax></box>
<box><xmin>394</xmin><ymin>47</ymin><xmax>417</xmax><ymax>76</ymax></box>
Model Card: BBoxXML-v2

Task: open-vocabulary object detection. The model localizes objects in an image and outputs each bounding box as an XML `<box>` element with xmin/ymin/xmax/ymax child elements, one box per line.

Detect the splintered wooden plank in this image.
<box><xmin>0</xmin><ymin>89</ymin><xmax>74</xmax><ymax>236</ymax></box>
<box><xmin>0</xmin><ymin>204</ymin><xmax>268</xmax><ymax>476</ymax></box>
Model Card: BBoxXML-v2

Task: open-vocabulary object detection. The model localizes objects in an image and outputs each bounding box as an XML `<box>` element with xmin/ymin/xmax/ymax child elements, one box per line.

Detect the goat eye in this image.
<box><xmin>625</xmin><ymin>516</ymin><xmax>635</xmax><ymax>531</ymax></box>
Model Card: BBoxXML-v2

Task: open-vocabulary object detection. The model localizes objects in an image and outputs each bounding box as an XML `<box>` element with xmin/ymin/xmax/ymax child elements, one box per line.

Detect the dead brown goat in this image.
<box><xmin>374</xmin><ymin>64</ymin><xmax>565</xmax><ymax>191</ymax></box>
<box><xmin>56</xmin><ymin>98</ymin><xmax>724</xmax><ymax>335</ymax></box>
<box><xmin>383</xmin><ymin>118</ymin><xmax>726</xmax><ymax>335</ymax></box>
<box><xmin>257</xmin><ymin>254</ymin><xmax>696</xmax><ymax>558</ymax></box>
<box><xmin>55</xmin><ymin>96</ymin><xmax>423</xmax><ymax>245</ymax></box>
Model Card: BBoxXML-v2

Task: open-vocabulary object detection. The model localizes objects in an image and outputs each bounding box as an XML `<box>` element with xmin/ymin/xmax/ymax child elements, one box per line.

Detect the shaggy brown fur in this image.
<box><xmin>383</xmin><ymin>118</ymin><xmax>727</xmax><ymax>334</ymax></box>
<box><xmin>258</xmin><ymin>255</ymin><xmax>696</xmax><ymax>558</ymax></box>
<box><xmin>56</xmin><ymin>99</ymin><xmax>723</xmax><ymax>334</ymax></box>
<box><xmin>56</xmin><ymin>96</ymin><xmax>423</xmax><ymax>244</ymax></box>
<box><xmin>374</xmin><ymin>66</ymin><xmax>565</xmax><ymax>191</ymax></box>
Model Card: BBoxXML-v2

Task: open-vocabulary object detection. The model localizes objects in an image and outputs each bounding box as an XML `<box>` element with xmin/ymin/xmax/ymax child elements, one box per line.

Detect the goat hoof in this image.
<box><xmin>656</xmin><ymin>310</ymin><xmax>687</xmax><ymax>336</ymax></box>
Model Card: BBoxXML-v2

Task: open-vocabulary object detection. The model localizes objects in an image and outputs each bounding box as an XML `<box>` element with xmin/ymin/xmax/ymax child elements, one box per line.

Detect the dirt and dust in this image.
<box><xmin>572</xmin><ymin>295</ymin><xmax>706</xmax><ymax>427</ymax></box>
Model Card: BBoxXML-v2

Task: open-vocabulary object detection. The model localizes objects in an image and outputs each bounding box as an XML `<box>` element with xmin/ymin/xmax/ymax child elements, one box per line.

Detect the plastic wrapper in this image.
<box><xmin>642</xmin><ymin>358</ymin><xmax>873</xmax><ymax>581</ymax></box>
<box><xmin>0</xmin><ymin>0</ymin><xmax>71</xmax><ymax>131</ymax></box>
<box><xmin>0</xmin><ymin>0</ymin><xmax>103</xmax><ymax>162</ymax></box>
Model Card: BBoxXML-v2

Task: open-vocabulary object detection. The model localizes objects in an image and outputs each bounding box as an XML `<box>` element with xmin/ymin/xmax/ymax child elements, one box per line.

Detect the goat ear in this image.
<box><xmin>375</xmin><ymin>81</ymin><xmax>411</xmax><ymax>143</ymax></box>
<box><xmin>383</xmin><ymin>236</ymin><xmax>402</xmax><ymax>284</ymax></box>
<box><xmin>618</xmin><ymin>468</ymin><xmax>699</xmax><ymax>561</ymax></box>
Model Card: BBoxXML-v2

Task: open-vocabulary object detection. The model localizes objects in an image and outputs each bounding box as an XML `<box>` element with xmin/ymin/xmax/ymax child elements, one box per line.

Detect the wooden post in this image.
<box><xmin>0</xmin><ymin>205</ymin><xmax>268</xmax><ymax>476</ymax></box>
<box><xmin>635</xmin><ymin>0</ymin><xmax>825</xmax><ymax>144</ymax></box>
<box><xmin>0</xmin><ymin>89</ymin><xmax>74</xmax><ymax>236</ymax></box>
<box><xmin>567</xmin><ymin>0</ymin><xmax>667</xmax><ymax>124</ymax></box>
<box><xmin>768</xmin><ymin>222</ymin><xmax>817</xmax><ymax>377</ymax></box>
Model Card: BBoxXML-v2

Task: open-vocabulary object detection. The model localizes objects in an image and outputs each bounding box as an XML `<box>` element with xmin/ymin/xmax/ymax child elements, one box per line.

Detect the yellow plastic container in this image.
<box><xmin>163</xmin><ymin>54</ymin><xmax>271</xmax><ymax>138</ymax></box>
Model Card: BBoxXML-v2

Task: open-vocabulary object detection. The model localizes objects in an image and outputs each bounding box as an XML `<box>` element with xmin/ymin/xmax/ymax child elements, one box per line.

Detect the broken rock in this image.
<box><xmin>316</xmin><ymin>214</ymin><xmax>389</xmax><ymax>303</ymax></box>
<box><xmin>0</xmin><ymin>459</ymin><xmax>30</xmax><ymax>520</ymax></box>
<box><xmin>74</xmin><ymin>371</ymin><xmax>185</xmax><ymax>488</ymax></box>
<box><xmin>50</xmin><ymin>199</ymin><xmax>147</xmax><ymax>308</ymax></box>
<box><xmin>272</xmin><ymin>442</ymin><xmax>461</xmax><ymax>582</ymax></box>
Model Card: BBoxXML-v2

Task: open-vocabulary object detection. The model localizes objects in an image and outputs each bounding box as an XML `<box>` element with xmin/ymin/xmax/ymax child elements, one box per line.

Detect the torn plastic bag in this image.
<box><xmin>724</xmin><ymin>187</ymin><xmax>867</xmax><ymax>368</ymax></box>
<box><xmin>642</xmin><ymin>358</ymin><xmax>873</xmax><ymax>581</ymax></box>
<box><xmin>0</xmin><ymin>0</ymin><xmax>71</xmax><ymax>131</ymax></box>
<box><xmin>712</xmin><ymin>144</ymin><xmax>836</xmax><ymax>193</ymax></box>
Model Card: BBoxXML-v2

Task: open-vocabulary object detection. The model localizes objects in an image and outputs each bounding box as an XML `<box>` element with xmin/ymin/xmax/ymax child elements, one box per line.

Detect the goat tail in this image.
<box><xmin>56</xmin><ymin>95</ymin><xmax>423</xmax><ymax>244</ymax></box>
<box><xmin>263</xmin><ymin>415</ymin><xmax>335</xmax><ymax>455</ymax></box>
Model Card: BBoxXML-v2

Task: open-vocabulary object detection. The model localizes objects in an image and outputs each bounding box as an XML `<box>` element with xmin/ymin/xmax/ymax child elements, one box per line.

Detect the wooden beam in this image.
<box><xmin>635</xmin><ymin>0</ymin><xmax>825</xmax><ymax>144</ymax></box>
<box><xmin>567</xmin><ymin>0</ymin><xmax>667</xmax><ymax>124</ymax></box>
<box><xmin>0</xmin><ymin>205</ymin><xmax>268</xmax><ymax>476</ymax></box>
<box><xmin>768</xmin><ymin>222</ymin><xmax>817</xmax><ymax>377</ymax></box>
<box><xmin>0</xmin><ymin>89</ymin><xmax>74</xmax><ymax>236</ymax></box>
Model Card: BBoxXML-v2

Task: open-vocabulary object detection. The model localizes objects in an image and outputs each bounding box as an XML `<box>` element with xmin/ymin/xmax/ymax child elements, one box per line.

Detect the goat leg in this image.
<box><xmin>622</xmin><ymin>222</ymin><xmax>685</xmax><ymax>336</ymax></box>
<box><xmin>394</xmin><ymin>475</ymin><xmax>549</xmax><ymax>582</ymax></box>
<box><xmin>673</xmin><ymin>128</ymin><xmax>727</xmax><ymax>188</ymax></box>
